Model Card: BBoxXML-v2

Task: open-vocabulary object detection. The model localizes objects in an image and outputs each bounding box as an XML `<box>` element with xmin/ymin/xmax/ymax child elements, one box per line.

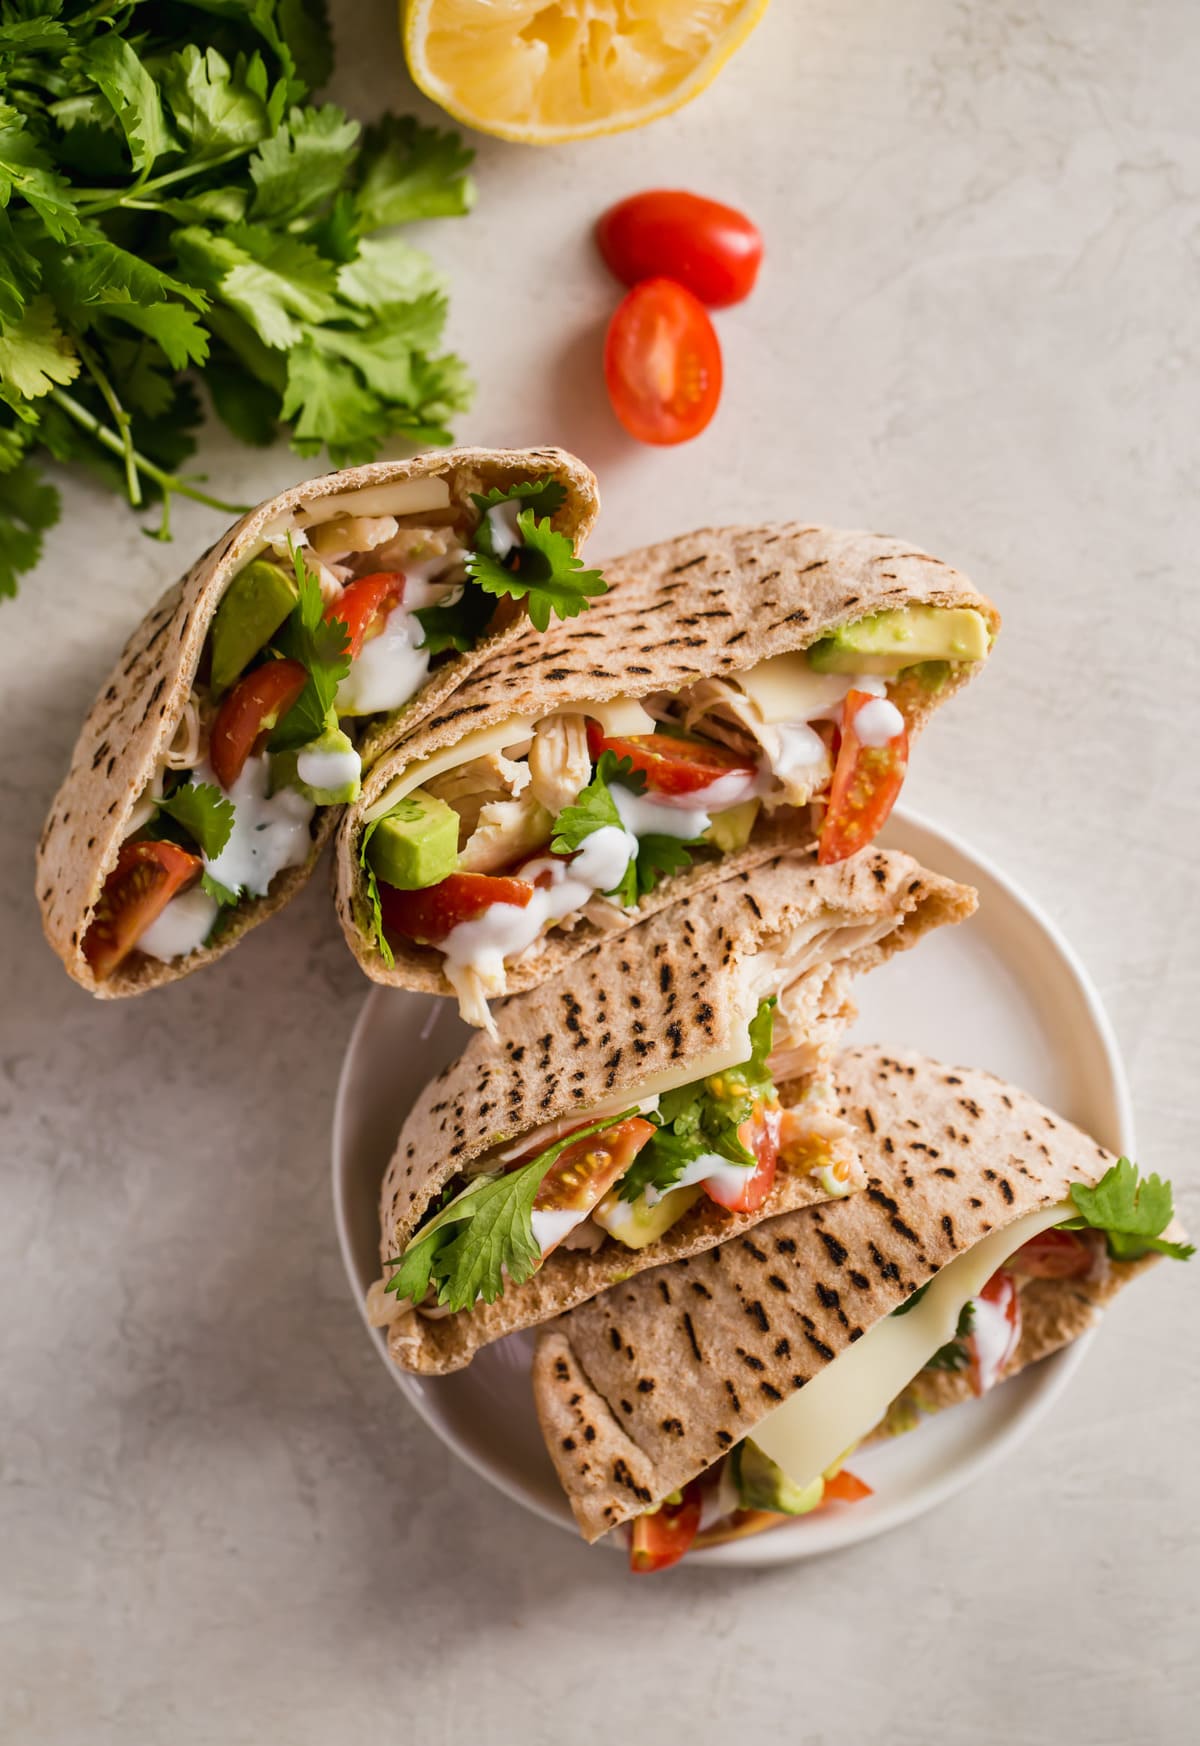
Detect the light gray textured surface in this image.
<box><xmin>2</xmin><ymin>2</ymin><xmax>1198</xmax><ymax>1741</ymax></box>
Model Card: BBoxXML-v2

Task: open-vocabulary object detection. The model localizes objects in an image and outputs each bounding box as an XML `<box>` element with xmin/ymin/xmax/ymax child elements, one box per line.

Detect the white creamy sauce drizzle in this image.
<box><xmin>852</xmin><ymin>696</ymin><xmax>905</xmax><ymax>748</ymax></box>
<box><xmin>136</xmin><ymin>886</ymin><xmax>219</xmax><ymax>961</ymax></box>
<box><xmin>612</xmin><ymin>784</ymin><xmax>713</xmax><ymax>841</ymax></box>
<box><xmin>442</xmin><ymin>855</ymin><xmax>598</xmax><ymax>986</ymax></box>
<box><xmin>335</xmin><ymin>599</ymin><xmax>431</xmax><ymax>716</ymax></box>
<box><xmin>964</xmin><ymin>1290</ymin><xmax>1013</xmax><ymax>1394</ymax></box>
<box><xmin>485</xmin><ymin>500</ymin><xmax>524</xmax><ymax>559</ymax></box>
<box><xmin>296</xmin><ymin>744</ymin><xmax>362</xmax><ymax>792</ymax></box>
<box><xmin>199</xmin><ymin>754</ymin><xmax>313</xmax><ymax>898</ymax></box>
<box><xmin>765</xmin><ymin>672</ymin><xmax>888</xmax><ymax>771</ymax></box>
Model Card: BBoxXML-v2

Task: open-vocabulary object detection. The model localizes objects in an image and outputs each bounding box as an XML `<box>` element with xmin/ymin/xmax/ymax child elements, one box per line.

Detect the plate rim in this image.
<box><xmin>331</xmin><ymin>806</ymin><xmax>1134</xmax><ymax>1564</ymax></box>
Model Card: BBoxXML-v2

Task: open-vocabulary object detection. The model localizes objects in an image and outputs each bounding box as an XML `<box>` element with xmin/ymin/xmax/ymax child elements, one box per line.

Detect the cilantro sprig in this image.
<box><xmin>0</xmin><ymin>5</ymin><xmax>476</xmax><ymax>600</ymax></box>
<box><xmin>551</xmin><ymin>750</ymin><xmax>706</xmax><ymax>907</ymax></box>
<box><xmin>153</xmin><ymin>780</ymin><xmax>234</xmax><ymax>860</ymax></box>
<box><xmin>464</xmin><ymin>480</ymin><xmax>606</xmax><ymax>633</ymax></box>
<box><xmin>267</xmin><ymin>544</ymin><xmax>351</xmax><ymax>750</ymax></box>
<box><xmin>618</xmin><ymin>999</ymin><xmax>777</xmax><ymax>1203</ymax></box>
<box><xmin>387</xmin><ymin>1111</ymin><xmax>635</xmax><ymax>1313</ymax></box>
<box><xmin>1061</xmin><ymin>1159</ymin><xmax>1194</xmax><ymax>1262</ymax></box>
<box><xmin>358</xmin><ymin>815</ymin><xmax>394</xmax><ymax>970</ymax></box>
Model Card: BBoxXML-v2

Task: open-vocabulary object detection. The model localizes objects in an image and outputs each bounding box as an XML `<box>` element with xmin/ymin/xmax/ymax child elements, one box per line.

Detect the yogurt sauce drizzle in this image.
<box><xmin>199</xmin><ymin>754</ymin><xmax>314</xmax><ymax>898</ymax></box>
<box><xmin>137</xmin><ymin>886</ymin><xmax>220</xmax><ymax>962</ymax></box>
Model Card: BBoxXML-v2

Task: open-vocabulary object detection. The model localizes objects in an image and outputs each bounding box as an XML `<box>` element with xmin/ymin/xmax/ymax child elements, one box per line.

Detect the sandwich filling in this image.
<box><xmin>369</xmin><ymin>997</ymin><xmax>863</xmax><ymax>1325</ymax></box>
<box><xmin>356</xmin><ymin>605</ymin><xmax>991</xmax><ymax>1027</ymax></box>
<box><xmin>81</xmin><ymin>474</ymin><xmax>604</xmax><ymax>982</ymax></box>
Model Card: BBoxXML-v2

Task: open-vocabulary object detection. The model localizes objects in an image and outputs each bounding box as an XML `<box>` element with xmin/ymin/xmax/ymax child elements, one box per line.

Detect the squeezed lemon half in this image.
<box><xmin>402</xmin><ymin>0</ymin><xmax>770</xmax><ymax>144</ymax></box>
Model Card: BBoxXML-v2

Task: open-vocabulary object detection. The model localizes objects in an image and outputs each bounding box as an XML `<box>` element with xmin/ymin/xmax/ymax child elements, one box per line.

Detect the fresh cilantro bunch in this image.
<box><xmin>386</xmin><ymin>1112</ymin><xmax>636</xmax><ymax>1313</ymax></box>
<box><xmin>552</xmin><ymin>749</ymin><xmax>705</xmax><ymax>908</ymax></box>
<box><xmin>0</xmin><ymin>0</ymin><xmax>476</xmax><ymax>600</ymax></box>
<box><xmin>619</xmin><ymin>999</ymin><xmax>777</xmax><ymax>1203</ymax></box>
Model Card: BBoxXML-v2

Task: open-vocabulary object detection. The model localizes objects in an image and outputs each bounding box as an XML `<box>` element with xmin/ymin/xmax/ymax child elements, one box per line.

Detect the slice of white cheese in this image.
<box><xmin>751</xmin><ymin>1199</ymin><xmax>1072</xmax><ymax>1486</ymax></box>
<box><xmin>582</xmin><ymin>696</ymin><xmax>657</xmax><ymax>736</ymax></box>
<box><xmin>733</xmin><ymin>651</ymin><xmax>861</xmax><ymax>724</ymax></box>
<box><xmin>294</xmin><ymin>476</ymin><xmax>452</xmax><ymax>526</ymax></box>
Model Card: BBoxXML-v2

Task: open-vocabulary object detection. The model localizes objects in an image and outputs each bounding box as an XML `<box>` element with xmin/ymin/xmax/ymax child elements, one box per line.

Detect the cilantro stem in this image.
<box><xmin>73</xmin><ymin>334</ymin><xmax>140</xmax><ymax>508</ymax></box>
<box><xmin>71</xmin><ymin>145</ymin><xmax>256</xmax><ymax>213</ymax></box>
<box><xmin>47</xmin><ymin>389</ymin><xmax>250</xmax><ymax>517</ymax></box>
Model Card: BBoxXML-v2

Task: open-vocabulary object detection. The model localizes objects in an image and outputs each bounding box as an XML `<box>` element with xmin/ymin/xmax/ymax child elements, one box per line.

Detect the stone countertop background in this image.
<box><xmin>3</xmin><ymin>2</ymin><xmax>1198</xmax><ymax>1741</ymax></box>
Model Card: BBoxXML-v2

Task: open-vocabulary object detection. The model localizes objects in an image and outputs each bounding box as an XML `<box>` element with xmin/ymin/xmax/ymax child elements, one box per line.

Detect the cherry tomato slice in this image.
<box><xmin>822</xmin><ymin>1469</ymin><xmax>873</xmax><ymax>1505</ymax></box>
<box><xmin>528</xmin><ymin>1117</ymin><xmax>656</xmax><ymax>1254</ymax></box>
<box><xmin>629</xmin><ymin>1481</ymin><xmax>703</xmax><ymax>1574</ymax></box>
<box><xmin>83</xmin><ymin>839</ymin><xmax>203</xmax><ymax>980</ymax></box>
<box><xmin>703</xmin><ymin>1102</ymin><xmax>781</xmax><ymax>1213</ymax></box>
<box><xmin>818</xmin><ymin>689</ymin><xmax>909</xmax><ymax>865</ymax></box>
<box><xmin>604</xmin><ymin>278</ymin><xmax>722</xmax><ymax>446</ymax></box>
<box><xmin>966</xmin><ymin>1268</ymin><xmax>1022</xmax><ymax>1397</ymax></box>
<box><xmin>210</xmin><ymin>658</ymin><xmax>308</xmax><ymax>791</ymax></box>
<box><xmin>378</xmin><ymin>871</ymin><xmax>534</xmax><ymax>946</ymax></box>
<box><xmin>597</xmin><ymin>190</ymin><xmax>763</xmax><ymax>308</ymax></box>
<box><xmin>324</xmin><ymin>572</ymin><xmax>406</xmax><ymax>660</ymax></box>
<box><xmin>586</xmin><ymin>721</ymin><xmax>756</xmax><ymax>796</ymax></box>
<box><xmin>1010</xmin><ymin>1229</ymin><xmax>1094</xmax><ymax>1279</ymax></box>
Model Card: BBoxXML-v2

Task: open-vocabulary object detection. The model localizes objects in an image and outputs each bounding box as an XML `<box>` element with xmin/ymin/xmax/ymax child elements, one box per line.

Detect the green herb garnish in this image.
<box><xmin>1061</xmin><ymin>1159</ymin><xmax>1194</xmax><ymax>1263</ymax></box>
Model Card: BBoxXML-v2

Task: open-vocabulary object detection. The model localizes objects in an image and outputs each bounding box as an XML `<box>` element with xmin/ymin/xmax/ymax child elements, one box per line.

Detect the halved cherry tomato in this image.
<box><xmin>83</xmin><ymin>840</ymin><xmax>203</xmax><ymax>980</ymax></box>
<box><xmin>378</xmin><ymin>870</ymin><xmax>534</xmax><ymax>946</ymax></box>
<box><xmin>604</xmin><ymin>277</ymin><xmax>722</xmax><ymax>446</ymax></box>
<box><xmin>966</xmin><ymin>1268</ymin><xmax>1022</xmax><ymax>1397</ymax></box>
<box><xmin>1011</xmin><ymin>1229</ymin><xmax>1094</xmax><ymax>1279</ymax></box>
<box><xmin>596</xmin><ymin>190</ymin><xmax>763</xmax><ymax>308</ymax></box>
<box><xmin>210</xmin><ymin>658</ymin><xmax>307</xmax><ymax>791</ymax></box>
<box><xmin>529</xmin><ymin>1117</ymin><xmax>656</xmax><ymax>1253</ymax></box>
<box><xmin>629</xmin><ymin>1481</ymin><xmax>703</xmax><ymax>1574</ymax></box>
<box><xmin>822</xmin><ymin>1469</ymin><xmax>873</xmax><ymax>1505</ymax></box>
<box><xmin>703</xmin><ymin>1102</ymin><xmax>781</xmax><ymax>1213</ymax></box>
<box><xmin>818</xmin><ymin>689</ymin><xmax>909</xmax><ymax>865</ymax></box>
<box><xmin>586</xmin><ymin>721</ymin><xmax>756</xmax><ymax>797</ymax></box>
<box><xmin>324</xmin><ymin>572</ymin><xmax>405</xmax><ymax>659</ymax></box>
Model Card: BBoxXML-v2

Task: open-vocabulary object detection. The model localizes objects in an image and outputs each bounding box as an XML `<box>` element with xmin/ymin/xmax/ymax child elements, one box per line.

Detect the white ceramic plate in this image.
<box><xmin>332</xmin><ymin>811</ymin><xmax>1133</xmax><ymax>1565</ymax></box>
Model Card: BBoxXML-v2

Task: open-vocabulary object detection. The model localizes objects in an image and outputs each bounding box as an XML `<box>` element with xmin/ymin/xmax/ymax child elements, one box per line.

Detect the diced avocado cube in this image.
<box><xmin>734</xmin><ymin>1440</ymin><xmax>826</xmax><ymax>1515</ymax></box>
<box><xmin>367</xmin><ymin>788</ymin><xmax>460</xmax><ymax>891</ymax></box>
<box><xmin>705</xmin><ymin>798</ymin><xmax>761</xmax><ymax>854</ymax></box>
<box><xmin>807</xmin><ymin>606</ymin><xmax>990</xmax><ymax>676</ymax></box>
<box><xmin>210</xmin><ymin>559</ymin><xmax>299</xmax><ymax>696</ymax></box>
<box><xmin>590</xmin><ymin>1183</ymin><xmax>705</xmax><ymax>1250</ymax></box>
<box><xmin>271</xmin><ymin>715</ymin><xmax>362</xmax><ymax>805</ymax></box>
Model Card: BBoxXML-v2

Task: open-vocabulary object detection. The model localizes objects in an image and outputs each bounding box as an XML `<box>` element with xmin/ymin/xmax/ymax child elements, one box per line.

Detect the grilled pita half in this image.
<box><xmin>37</xmin><ymin>447</ymin><xmax>598</xmax><ymax>997</ymax></box>
<box><xmin>534</xmin><ymin>1047</ymin><xmax>1172</xmax><ymax>1542</ymax></box>
<box><xmin>335</xmin><ymin>521</ymin><xmax>998</xmax><ymax>1000</ymax></box>
<box><xmin>370</xmin><ymin>851</ymin><xmax>976</xmax><ymax>1375</ymax></box>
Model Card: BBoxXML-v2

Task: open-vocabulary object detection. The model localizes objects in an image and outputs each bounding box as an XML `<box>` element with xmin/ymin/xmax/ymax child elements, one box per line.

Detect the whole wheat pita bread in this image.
<box><xmin>36</xmin><ymin>447</ymin><xmax>598</xmax><ymax>997</ymax></box>
<box><xmin>534</xmin><ymin>1046</ymin><xmax>1170</xmax><ymax>1542</ymax></box>
<box><xmin>376</xmin><ymin>851</ymin><xmax>976</xmax><ymax>1375</ymax></box>
<box><xmin>334</xmin><ymin>522</ymin><xmax>998</xmax><ymax>994</ymax></box>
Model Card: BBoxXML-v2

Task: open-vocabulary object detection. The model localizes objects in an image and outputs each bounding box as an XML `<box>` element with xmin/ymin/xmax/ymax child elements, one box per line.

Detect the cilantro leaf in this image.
<box><xmin>466</xmin><ymin>507</ymin><xmax>607</xmax><ymax>633</ymax></box>
<box><xmin>249</xmin><ymin>104</ymin><xmax>360</xmax><ymax>223</ymax></box>
<box><xmin>0</xmin><ymin>459</ymin><xmax>59</xmax><ymax>600</ymax></box>
<box><xmin>155</xmin><ymin>782</ymin><xmax>235</xmax><ymax>860</ymax></box>
<box><xmin>358</xmin><ymin>817</ymin><xmax>395</xmax><ymax>970</ymax></box>
<box><xmin>80</xmin><ymin>33</ymin><xmax>173</xmax><ymax>173</ymax></box>
<box><xmin>201</xmin><ymin>871</ymin><xmax>240</xmax><ymax>908</ymax></box>
<box><xmin>353</xmin><ymin>116</ymin><xmax>475</xmax><ymax>229</ymax></box>
<box><xmin>470</xmin><ymin>477</ymin><xmax>568</xmax><ymax>553</ymax></box>
<box><xmin>414</xmin><ymin>581</ymin><xmax>493</xmax><ymax>657</ymax></box>
<box><xmin>388</xmin><ymin>1112</ymin><xmax>634</xmax><ymax>1312</ymax></box>
<box><xmin>0</xmin><ymin>102</ymin><xmax>79</xmax><ymax>241</ymax></box>
<box><xmin>1061</xmin><ymin>1158</ymin><xmax>1194</xmax><ymax>1262</ymax></box>
<box><xmin>268</xmin><ymin>544</ymin><xmax>351</xmax><ymax>750</ymax></box>
<box><xmin>161</xmin><ymin>45</ymin><xmax>276</xmax><ymax>158</ymax></box>
<box><xmin>95</xmin><ymin>301</ymin><xmax>210</xmax><ymax>371</ymax></box>
<box><xmin>551</xmin><ymin>750</ymin><xmax>638</xmax><ymax>853</ymax></box>
<box><xmin>0</xmin><ymin>296</ymin><xmax>79</xmax><ymax>401</ymax></box>
<box><xmin>337</xmin><ymin>235</ymin><xmax>445</xmax><ymax>309</ymax></box>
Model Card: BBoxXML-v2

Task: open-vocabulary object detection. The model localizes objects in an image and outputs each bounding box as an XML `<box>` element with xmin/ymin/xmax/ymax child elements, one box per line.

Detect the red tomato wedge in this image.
<box><xmin>966</xmin><ymin>1269</ymin><xmax>1022</xmax><ymax>1397</ymax></box>
<box><xmin>604</xmin><ymin>277</ymin><xmax>722</xmax><ymax>445</ymax></box>
<box><xmin>529</xmin><ymin>1117</ymin><xmax>656</xmax><ymax>1251</ymax></box>
<box><xmin>586</xmin><ymin>720</ymin><xmax>756</xmax><ymax>797</ymax></box>
<box><xmin>378</xmin><ymin>871</ymin><xmax>534</xmax><ymax>946</ymax></box>
<box><xmin>1010</xmin><ymin>1229</ymin><xmax>1094</xmax><ymax>1279</ymax></box>
<box><xmin>703</xmin><ymin>1102</ymin><xmax>781</xmax><ymax>1212</ymax></box>
<box><xmin>822</xmin><ymin>1469</ymin><xmax>873</xmax><ymax>1505</ymax></box>
<box><xmin>83</xmin><ymin>840</ymin><xmax>203</xmax><ymax>980</ymax></box>
<box><xmin>629</xmin><ymin>1482</ymin><xmax>703</xmax><ymax>1574</ymax></box>
<box><xmin>324</xmin><ymin>572</ymin><xmax>405</xmax><ymax>659</ymax></box>
<box><xmin>210</xmin><ymin>658</ymin><xmax>308</xmax><ymax>791</ymax></box>
<box><xmin>596</xmin><ymin>190</ymin><xmax>763</xmax><ymax>307</ymax></box>
<box><xmin>818</xmin><ymin>689</ymin><xmax>909</xmax><ymax>865</ymax></box>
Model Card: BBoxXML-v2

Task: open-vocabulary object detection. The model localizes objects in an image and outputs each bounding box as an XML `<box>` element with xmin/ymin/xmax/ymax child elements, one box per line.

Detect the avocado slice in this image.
<box><xmin>807</xmin><ymin>606</ymin><xmax>989</xmax><ymax>676</ymax></box>
<box><xmin>210</xmin><ymin>559</ymin><xmax>299</xmax><ymax>696</ymax></box>
<box><xmin>705</xmin><ymin>798</ymin><xmax>760</xmax><ymax>853</ymax></box>
<box><xmin>271</xmin><ymin>716</ymin><xmax>362</xmax><ymax>805</ymax></box>
<box><xmin>591</xmin><ymin>1182</ymin><xmax>704</xmax><ymax>1250</ymax></box>
<box><xmin>366</xmin><ymin>787</ymin><xmax>460</xmax><ymax>891</ymax></box>
<box><xmin>734</xmin><ymin>1440</ymin><xmax>826</xmax><ymax>1514</ymax></box>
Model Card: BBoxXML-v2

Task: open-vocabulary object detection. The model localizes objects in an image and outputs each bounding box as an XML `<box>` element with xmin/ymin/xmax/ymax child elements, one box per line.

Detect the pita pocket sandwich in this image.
<box><xmin>365</xmin><ymin>850</ymin><xmax>977</xmax><ymax>1374</ymax></box>
<box><xmin>534</xmin><ymin>1046</ymin><xmax>1191</xmax><ymax>1571</ymax></box>
<box><xmin>37</xmin><ymin>447</ymin><xmax>600</xmax><ymax>996</ymax></box>
<box><xmin>334</xmin><ymin>522</ymin><xmax>998</xmax><ymax>1028</ymax></box>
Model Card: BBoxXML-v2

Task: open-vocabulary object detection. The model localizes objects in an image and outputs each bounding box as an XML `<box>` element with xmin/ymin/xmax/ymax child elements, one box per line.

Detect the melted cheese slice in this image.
<box><xmin>733</xmin><ymin>651</ymin><xmax>856</xmax><ymax>723</ymax></box>
<box><xmin>752</xmin><ymin>1200</ymin><xmax>1072</xmax><ymax>1486</ymax></box>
